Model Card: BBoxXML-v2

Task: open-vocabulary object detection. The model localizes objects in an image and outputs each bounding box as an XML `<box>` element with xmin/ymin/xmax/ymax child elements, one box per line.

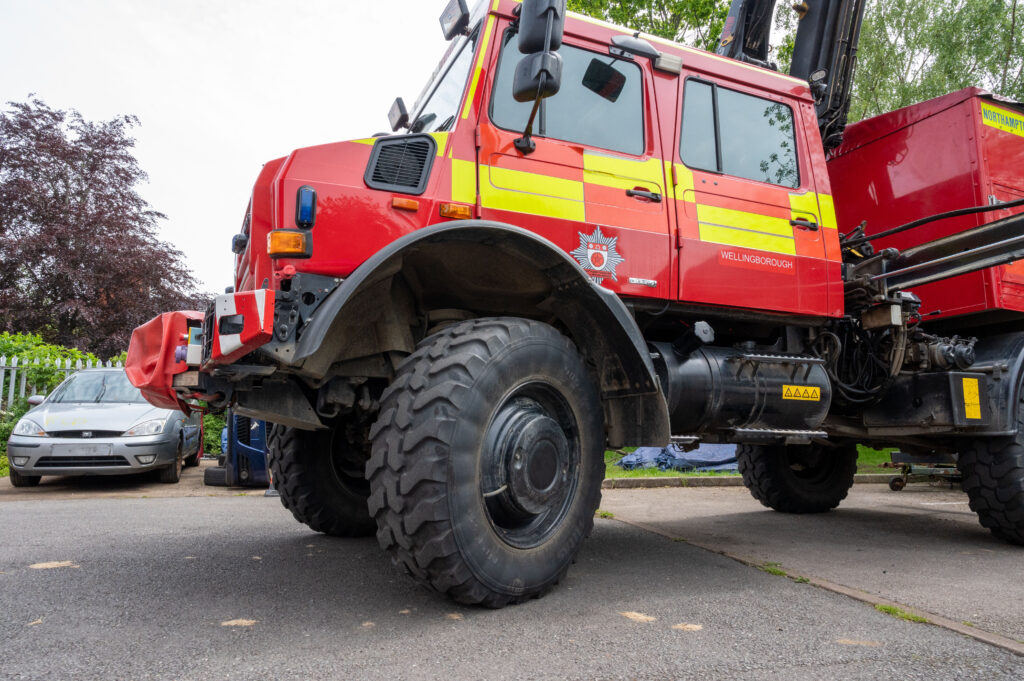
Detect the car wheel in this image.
<box><xmin>9</xmin><ymin>469</ymin><xmax>42</xmax><ymax>487</ymax></box>
<box><xmin>159</xmin><ymin>439</ymin><xmax>183</xmax><ymax>483</ymax></box>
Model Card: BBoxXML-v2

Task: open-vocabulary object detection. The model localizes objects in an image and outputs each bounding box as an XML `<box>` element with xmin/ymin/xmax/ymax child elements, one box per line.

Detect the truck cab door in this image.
<box><xmin>670</xmin><ymin>76</ymin><xmax>834</xmax><ymax>317</ymax></box>
<box><xmin>474</xmin><ymin>24</ymin><xmax>672</xmax><ymax>299</ymax></box>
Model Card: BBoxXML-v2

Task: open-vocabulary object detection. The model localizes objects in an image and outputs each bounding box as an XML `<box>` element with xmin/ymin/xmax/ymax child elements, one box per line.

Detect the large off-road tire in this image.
<box><xmin>9</xmin><ymin>469</ymin><xmax>42</xmax><ymax>487</ymax></box>
<box><xmin>959</xmin><ymin>398</ymin><xmax>1024</xmax><ymax>545</ymax></box>
<box><xmin>737</xmin><ymin>443</ymin><xmax>857</xmax><ymax>513</ymax></box>
<box><xmin>267</xmin><ymin>423</ymin><xmax>375</xmax><ymax>537</ymax></box>
<box><xmin>367</xmin><ymin>317</ymin><xmax>605</xmax><ymax>607</ymax></box>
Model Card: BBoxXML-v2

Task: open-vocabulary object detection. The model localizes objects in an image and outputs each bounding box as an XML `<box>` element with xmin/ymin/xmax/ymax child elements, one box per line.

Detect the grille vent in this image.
<box><xmin>364</xmin><ymin>135</ymin><xmax>437</xmax><ymax>195</ymax></box>
<box><xmin>37</xmin><ymin>456</ymin><xmax>130</xmax><ymax>468</ymax></box>
<box><xmin>235</xmin><ymin>415</ymin><xmax>252</xmax><ymax>446</ymax></box>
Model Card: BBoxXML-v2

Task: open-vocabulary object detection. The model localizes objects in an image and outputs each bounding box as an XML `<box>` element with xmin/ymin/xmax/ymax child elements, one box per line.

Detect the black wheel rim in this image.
<box><xmin>786</xmin><ymin>445</ymin><xmax>835</xmax><ymax>484</ymax></box>
<box><xmin>480</xmin><ymin>381</ymin><xmax>581</xmax><ymax>549</ymax></box>
<box><xmin>329</xmin><ymin>428</ymin><xmax>370</xmax><ymax>495</ymax></box>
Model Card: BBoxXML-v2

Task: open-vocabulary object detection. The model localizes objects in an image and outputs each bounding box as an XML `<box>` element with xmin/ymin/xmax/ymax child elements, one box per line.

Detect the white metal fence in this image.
<box><xmin>0</xmin><ymin>356</ymin><xmax>124</xmax><ymax>411</ymax></box>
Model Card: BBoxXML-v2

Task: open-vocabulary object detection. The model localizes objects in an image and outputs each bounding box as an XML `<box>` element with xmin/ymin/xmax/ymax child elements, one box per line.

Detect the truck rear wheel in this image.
<box><xmin>268</xmin><ymin>423</ymin><xmax>375</xmax><ymax>537</ymax></box>
<box><xmin>737</xmin><ymin>443</ymin><xmax>857</xmax><ymax>513</ymax></box>
<box><xmin>959</xmin><ymin>399</ymin><xmax>1024</xmax><ymax>545</ymax></box>
<box><xmin>366</xmin><ymin>318</ymin><xmax>605</xmax><ymax>607</ymax></box>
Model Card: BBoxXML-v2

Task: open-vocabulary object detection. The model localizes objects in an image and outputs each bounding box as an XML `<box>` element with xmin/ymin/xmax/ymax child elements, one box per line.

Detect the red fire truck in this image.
<box><xmin>127</xmin><ymin>0</ymin><xmax>1024</xmax><ymax>606</ymax></box>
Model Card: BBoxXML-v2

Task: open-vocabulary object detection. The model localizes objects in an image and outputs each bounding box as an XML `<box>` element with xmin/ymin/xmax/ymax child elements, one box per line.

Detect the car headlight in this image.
<box><xmin>123</xmin><ymin>419</ymin><xmax>167</xmax><ymax>437</ymax></box>
<box><xmin>12</xmin><ymin>418</ymin><xmax>46</xmax><ymax>437</ymax></box>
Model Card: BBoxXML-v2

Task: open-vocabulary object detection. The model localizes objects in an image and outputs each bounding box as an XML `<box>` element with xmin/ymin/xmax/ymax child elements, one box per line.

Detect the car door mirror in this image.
<box><xmin>27</xmin><ymin>395</ymin><xmax>45</xmax><ymax>406</ymax></box>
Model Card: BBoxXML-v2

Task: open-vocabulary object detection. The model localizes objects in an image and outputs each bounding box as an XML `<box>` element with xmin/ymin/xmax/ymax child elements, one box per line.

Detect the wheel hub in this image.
<box><xmin>485</xmin><ymin>396</ymin><xmax>573</xmax><ymax>516</ymax></box>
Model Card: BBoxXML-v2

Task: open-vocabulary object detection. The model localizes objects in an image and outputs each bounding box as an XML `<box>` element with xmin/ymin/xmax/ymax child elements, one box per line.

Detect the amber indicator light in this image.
<box><xmin>392</xmin><ymin>197</ymin><xmax>420</xmax><ymax>211</ymax></box>
<box><xmin>267</xmin><ymin>230</ymin><xmax>308</xmax><ymax>257</ymax></box>
<box><xmin>440</xmin><ymin>203</ymin><xmax>473</xmax><ymax>220</ymax></box>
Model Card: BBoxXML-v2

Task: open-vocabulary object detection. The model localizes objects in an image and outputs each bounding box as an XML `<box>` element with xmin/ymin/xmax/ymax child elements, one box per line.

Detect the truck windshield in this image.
<box><xmin>408</xmin><ymin>29</ymin><xmax>479</xmax><ymax>134</ymax></box>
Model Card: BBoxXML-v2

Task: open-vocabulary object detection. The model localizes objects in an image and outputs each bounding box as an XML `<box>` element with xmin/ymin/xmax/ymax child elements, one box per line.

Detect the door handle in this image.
<box><xmin>790</xmin><ymin>218</ymin><xmax>819</xmax><ymax>231</ymax></box>
<box><xmin>626</xmin><ymin>188</ymin><xmax>662</xmax><ymax>202</ymax></box>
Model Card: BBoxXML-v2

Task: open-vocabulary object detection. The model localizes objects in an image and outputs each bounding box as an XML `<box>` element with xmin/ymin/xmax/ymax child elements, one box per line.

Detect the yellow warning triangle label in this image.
<box><xmin>784</xmin><ymin>387</ymin><xmax>794</xmax><ymax>398</ymax></box>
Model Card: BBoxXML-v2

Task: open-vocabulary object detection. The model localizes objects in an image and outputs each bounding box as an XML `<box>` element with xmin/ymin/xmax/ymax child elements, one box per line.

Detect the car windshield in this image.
<box><xmin>48</xmin><ymin>372</ymin><xmax>146</xmax><ymax>404</ymax></box>
<box><xmin>407</xmin><ymin>29</ymin><xmax>478</xmax><ymax>134</ymax></box>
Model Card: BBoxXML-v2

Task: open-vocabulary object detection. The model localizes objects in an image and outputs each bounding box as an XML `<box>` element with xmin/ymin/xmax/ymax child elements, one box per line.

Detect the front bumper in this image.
<box><xmin>6</xmin><ymin>434</ymin><xmax>179</xmax><ymax>477</ymax></box>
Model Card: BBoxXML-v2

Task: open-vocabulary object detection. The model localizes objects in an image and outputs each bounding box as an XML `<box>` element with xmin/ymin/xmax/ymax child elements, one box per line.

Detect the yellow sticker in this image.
<box><xmin>782</xmin><ymin>385</ymin><xmax>821</xmax><ymax>402</ymax></box>
<box><xmin>980</xmin><ymin>101</ymin><xmax>1024</xmax><ymax>139</ymax></box>
<box><xmin>962</xmin><ymin>377</ymin><xmax>982</xmax><ymax>420</ymax></box>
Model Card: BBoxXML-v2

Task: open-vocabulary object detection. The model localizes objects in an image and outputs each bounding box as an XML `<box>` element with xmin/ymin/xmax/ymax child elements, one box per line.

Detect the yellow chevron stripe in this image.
<box><xmin>817</xmin><ymin>194</ymin><xmax>838</xmax><ymax>229</ymax></box>
<box><xmin>697</xmin><ymin>204</ymin><xmax>793</xmax><ymax>238</ymax></box>
<box><xmin>462</xmin><ymin>15</ymin><xmax>497</xmax><ymax>120</ymax></box>
<box><xmin>451</xmin><ymin>158</ymin><xmax>477</xmax><ymax>204</ymax></box>
<box><xmin>583</xmin><ymin>153</ymin><xmax>664</xmax><ymax>191</ymax></box>
<box><xmin>482</xmin><ymin>165</ymin><xmax>585</xmax><ymax>221</ymax></box>
<box><xmin>699</xmin><ymin>224</ymin><xmax>797</xmax><ymax>256</ymax></box>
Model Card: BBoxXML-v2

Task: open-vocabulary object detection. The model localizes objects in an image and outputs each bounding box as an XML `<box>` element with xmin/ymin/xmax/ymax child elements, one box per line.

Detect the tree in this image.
<box><xmin>567</xmin><ymin>0</ymin><xmax>730</xmax><ymax>51</ymax></box>
<box><xmin>568</xmin><ymin>1</ymin><xmax>1024</xmax><ymax>125</ymax></box>
<box><xmin>0</xmin><ymin>98</ymin><xmax>206</xmax><ymax>359</ymax></box>
<box><xmin>850</xmin><ymin>0</ymin><xmax>1024</xmax><ymax>122</ymax></box>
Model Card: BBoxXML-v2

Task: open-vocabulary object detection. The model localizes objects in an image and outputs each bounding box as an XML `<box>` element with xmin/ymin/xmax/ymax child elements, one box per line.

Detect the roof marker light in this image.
<box><xmin>295</xmin><ymin>185</ymin><xmax>317</xmax><ymax>228</ymax></box>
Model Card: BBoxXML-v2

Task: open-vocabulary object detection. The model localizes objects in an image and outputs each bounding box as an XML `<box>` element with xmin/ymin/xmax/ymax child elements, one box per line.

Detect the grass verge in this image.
<box><xmin>604</xmin><ymin>446</ymin><xmax>899</xmax><ymax>480</ymax></box>
<box><xmin>875</xmin><ymin>604</ymin><xmax>928</xmax><ymax>623</ymax></box>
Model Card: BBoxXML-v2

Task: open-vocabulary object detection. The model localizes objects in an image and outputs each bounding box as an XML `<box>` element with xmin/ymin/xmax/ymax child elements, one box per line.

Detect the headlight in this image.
<box><xmin>12</xmin><ymin>418</ymin><xmax>46</xmax><ymax>437</ymax></box>
<box><xmin>123</xmin><ymin>419</ymin><xmax>167</xmax><ymax>437</ymax></box>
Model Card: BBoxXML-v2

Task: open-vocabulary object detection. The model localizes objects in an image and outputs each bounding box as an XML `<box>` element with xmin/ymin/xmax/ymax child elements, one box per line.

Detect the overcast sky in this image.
<box><xmin>0</xmin><ymin>0</ymin><xmax>455</xmax><ymax>294</ymax></box>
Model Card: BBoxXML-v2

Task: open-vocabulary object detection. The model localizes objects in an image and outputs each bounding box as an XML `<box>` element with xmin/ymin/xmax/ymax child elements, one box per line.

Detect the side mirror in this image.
<box><xmin>518</xmin><ymin>0</ymin><xmax>566</xmax><ymax>54</ymax></box>
<box><xmin>27</xmin><ymin>395</ymin><xmax>45</xmax><ymax>406</ymax></box>
<box><xmin>511</xmin><ymin>0</ymin><xmax>567</xmax><ymax>154</ymax></box>
<box><xmin>513</xmin><ymin>52</ymin><xmax>563</xmax><ymax>103</ymax></box>
<box><xmin>388</xmin><ymin>97</ymin><xmax>409</xmax><ymax>132</ymax></box>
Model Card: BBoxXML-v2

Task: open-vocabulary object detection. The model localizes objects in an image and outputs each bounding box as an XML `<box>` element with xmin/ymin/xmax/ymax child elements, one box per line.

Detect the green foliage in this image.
<box><xmin>875</xmin><ymin>604</ymin><xmax>929</xmax><ymax>623</ymax></box>
<box><xmin>568</xmin><ymin>0</ymin><xmax>729</xmax><ymax>51</ymax></box>
<box><xmin>0</xmin><ymin>332</ymin><xmax>109</xmax><ymax>396</ymax></box>
<box><xmin>850</xmin><ymin>0</ymin><xmax>1024</xmax><ymax>122</ymax></box>
<box><xmin>0</xmin><ymin>398</ymin><xmax>30</xmax><ymax>477</ymax></box>
<box><xmin>203</xmin><ymin>413</ymin><xmax>226</xmax><ymax>455</ymax></box>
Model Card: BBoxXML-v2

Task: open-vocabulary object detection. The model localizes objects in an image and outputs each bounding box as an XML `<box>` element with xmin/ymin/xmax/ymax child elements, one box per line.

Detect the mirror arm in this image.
<box><xmin>514</xmin><ymin>9</ymin><xmax>556</xmax><ymax>155</ymax></box>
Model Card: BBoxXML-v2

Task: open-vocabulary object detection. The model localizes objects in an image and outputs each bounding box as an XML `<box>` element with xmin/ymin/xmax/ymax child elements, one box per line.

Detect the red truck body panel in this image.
<box><xmin>828</xmin><ymin>88</ymin><xmax>1024</xmax><ymax>322</ymax></box>
<box><xmin>232</xmin><ymin>0</ymin><xmax>845</xmax><ymax>321</ymax></box>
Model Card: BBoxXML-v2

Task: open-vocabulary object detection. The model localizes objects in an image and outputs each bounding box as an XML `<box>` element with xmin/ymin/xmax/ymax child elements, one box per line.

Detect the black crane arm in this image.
<box><xmin>789</xmin><ymin>0</ymin><xmax>867</xmax><ymax>153</ymax></box>
<box><xmin>714</xmin><ymin>0</ymin><xmax>867</xmax><ymax>154</ymax></box>
<box><xmin>715</xmin><ymin>0</ymin><xmax>779</xmax><ymax>68</ymax></box>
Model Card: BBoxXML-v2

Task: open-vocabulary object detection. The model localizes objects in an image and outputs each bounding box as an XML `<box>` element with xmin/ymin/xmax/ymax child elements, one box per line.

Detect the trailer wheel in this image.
<box><xmin>366</xmin><ymin>318</ymin><xmax>605</xmax><ymax>607</ymax></box>
<box><xmin>959</xmin><ymin>400</ymin><xmax>1024</xmax><ymax>545</ymax></box>
<box><xmin>737</xmin><ymin>443</ymin><xmax>857</xmax><ymax>513</ymax></box>
<box><xmin>267</xmin><ymin>423</ymin><xmax>375</xmax><ymax>537</ymax></box>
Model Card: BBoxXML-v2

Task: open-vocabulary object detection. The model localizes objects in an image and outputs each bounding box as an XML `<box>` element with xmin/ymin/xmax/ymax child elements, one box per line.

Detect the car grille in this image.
<box><xmin>36</xmin><ymin>456</ymin><xmax>131</xmax><ymax>468</ymax></box>
<box><xmin>364</xmin><ymin>135</ymin><xmax>436</xmax><ymax>195</ymax></box>
<box><xmin>47</xmin><ymin>431</ymin><xmax>122</xmax><ymax>439</ymax></box>
<box><xmin>235</xmin><ymin>415</ymin><xmax>252</xmax><ymax>446</ymax></box>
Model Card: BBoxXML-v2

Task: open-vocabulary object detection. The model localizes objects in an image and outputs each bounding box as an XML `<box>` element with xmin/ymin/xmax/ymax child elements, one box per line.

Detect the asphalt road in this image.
<box><xmin>1</xmin><ymin>489</ymin><xmax>1022</xmax><ymax>680</ymax></box>
<box><xmin>601</xmin><ymin>483</ymin><xmax>1024</xmax><ymax>646</ymax></box>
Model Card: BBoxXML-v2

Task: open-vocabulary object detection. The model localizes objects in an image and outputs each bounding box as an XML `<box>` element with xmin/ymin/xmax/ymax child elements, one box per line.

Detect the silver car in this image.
<box><xmin>6</xmin><ymin>368</ymin><xmax>202</xmax><ymax>487</ymax></box>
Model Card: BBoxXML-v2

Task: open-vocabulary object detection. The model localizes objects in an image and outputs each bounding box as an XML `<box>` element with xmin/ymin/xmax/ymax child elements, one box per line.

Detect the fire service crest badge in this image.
<box><xmin>570</xmin><ymin>226</ymin><xmax>624</xmax><ymax>282</ymax></box>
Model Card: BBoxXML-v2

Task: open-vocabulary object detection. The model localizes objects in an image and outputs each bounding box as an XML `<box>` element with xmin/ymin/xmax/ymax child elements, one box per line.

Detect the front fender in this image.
<box><xmin>291</xmin><ymin>220</ymin><xmax>669</xmax><ymax>447</ymax></box>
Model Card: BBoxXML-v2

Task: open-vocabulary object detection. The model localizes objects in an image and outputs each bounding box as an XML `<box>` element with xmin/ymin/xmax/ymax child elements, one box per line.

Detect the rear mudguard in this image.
<box><xmin>967</xmin><ymin>331</ymin><xmax>1024</xmax><ymax>437</ymax></box>
<box><xmin>289</xmin><ymin>220</ymin><xmax>670</xmax><ymax>447</ymax></box>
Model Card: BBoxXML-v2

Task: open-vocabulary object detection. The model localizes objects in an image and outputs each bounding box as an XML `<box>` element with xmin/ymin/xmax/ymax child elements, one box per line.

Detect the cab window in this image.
<box><xmin>681</xmin><ymin>79</ymin><xmax>800</xmax><ymax>189</ymax></box>
<box><xmin>491</xmin><ymin>31</ymin><xmax>644</xmax><ymax>155</ymax></box>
